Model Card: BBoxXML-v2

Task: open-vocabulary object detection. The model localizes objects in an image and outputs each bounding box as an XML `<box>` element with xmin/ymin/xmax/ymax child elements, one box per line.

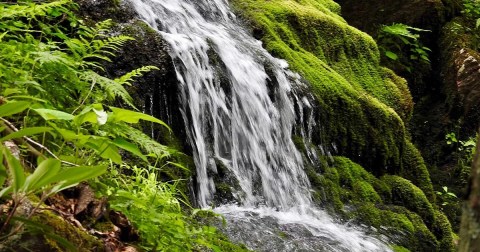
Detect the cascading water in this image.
<box><xmin>129</xmin><ymin>0</ymin><xmax>393</xmax><ymax>251</ymax></box>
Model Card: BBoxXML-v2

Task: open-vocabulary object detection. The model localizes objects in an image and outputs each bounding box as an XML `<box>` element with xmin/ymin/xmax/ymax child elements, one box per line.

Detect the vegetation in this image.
<box><xmin>377</xmin><ymin>23</ymin><xmax>431</xmax><ymax>72</ymax></box>
<box><xmin>0</xmin><ymin>1</ymin><xmax>245</xmax><ymax>250</ymax></box>
<box><xmin>229</xmin><ymin>0</ymin><xmax>458</xmax><ymax>250</ymax></box>
<box><xmin>305</xmin><ymin>156</ymin><xmax>454</xmax><ymax>251</ymax></box>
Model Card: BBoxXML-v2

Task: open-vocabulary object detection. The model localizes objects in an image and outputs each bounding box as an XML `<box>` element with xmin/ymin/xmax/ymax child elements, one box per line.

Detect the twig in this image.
<box><xmin>0</xmin><ymin>118</ymin><xmax>78</xmax><ymax>167</ymax></box>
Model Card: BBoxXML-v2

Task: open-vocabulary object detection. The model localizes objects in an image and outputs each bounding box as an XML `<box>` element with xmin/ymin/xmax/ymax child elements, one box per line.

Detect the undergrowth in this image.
<box><xmin>0</xmin><ymin>1</ymin><xmax>243</xmax><ymax>250</ymax></box>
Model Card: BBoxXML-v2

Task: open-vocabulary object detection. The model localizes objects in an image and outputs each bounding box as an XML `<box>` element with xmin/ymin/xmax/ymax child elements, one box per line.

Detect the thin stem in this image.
<box><xmin>0</xmin><ymin>118</ymin><xmax>78</xmax><ymax>167</ymax></box>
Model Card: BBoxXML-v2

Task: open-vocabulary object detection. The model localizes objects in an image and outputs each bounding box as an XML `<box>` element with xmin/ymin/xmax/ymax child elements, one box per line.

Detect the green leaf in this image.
<box><xmin>34</xmin><ymin>108</ymin><xmax>74</xmax><ymax>121</ymax></box>
<box><xmin>23</xmin><ymin>159</ymin><xmax>61</xmax><ymax>192</ymax></box>
<box><xmin>0</xmin><ymin>127</ymin><xmax>52</xmax><ymax>141</ymax></box>
<box><xmin>0</xmin><ymin>101</ymin><xmax>30</xmax><ymax>117</ymax></box>
<box><xmin>476</xmin><ymin>18</ymin><xmax>480</xmax><ymax>29</ymax></box>
<box><xmin>86</xmin><ymin>138</ymin><xmax>122</xmax><ymax>164</ymax></box>
<box><xmin>3</xmin><ymin>147</ymin><xmax>25</xmax><ymax>193</ymax></box>
<box><xmin>0</xmin><ymin>151</ymin><xmax>6</xmax><ymax>188</ymax></box>
<box><xmin>385</xmin><ymin>51</ymin><xmax>398</xmax><ymax>60</ymax></box>
<box><xmin>49</xmin><ymin>165</ymin><xmax>107</xmax><ymax>194</ymax></box>
<box><xmin>166</xmin><ymin>161</ymin><xmax>190</xmax><ymax>172</ymax></box>
<box><xmin>74</xmin><ymin>104</ymin><xmax>106</xmax><ymax>125</ymax></box>
<box><xmin>74</xmin><ymin>111</ymin><xmax>97</xmax><ymax>125</ymax></box>
<box><xmin>113</xmin><ymin>138</ymin><xmax>147</xmax><ymax>162</ymax></box>
<box><xmin>447</xmin><ymin>192</ymin><xmax>457</xmax><ymax>198</ymax></box>
<box><xmin>109</xmin><ymin>107</ymin><xmax>171</xmax><ymax>131</ymax></box>
<box><xmin>0</xmin><ymin>186</ymin><xmax>12</xmax><ymax>198</ymax></box>
<box><xmin>0</xmin><ymin>32</ymin><xmax>7</xmax><ymax>41</ymax></box>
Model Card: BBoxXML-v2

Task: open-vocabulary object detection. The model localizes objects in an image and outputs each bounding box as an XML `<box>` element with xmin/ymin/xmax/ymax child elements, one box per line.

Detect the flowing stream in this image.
<box><xmin>129</xmin><ymin>0</ymin><xmax>392</xmax><ymax>251</ymax></box>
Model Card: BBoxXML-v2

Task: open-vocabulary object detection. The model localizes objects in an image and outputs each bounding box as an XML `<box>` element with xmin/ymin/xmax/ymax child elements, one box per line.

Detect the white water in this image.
<box><xmin>128</xmin><ymin>0</ymin><xmax>392</xmax><ymax>251</ymax></box>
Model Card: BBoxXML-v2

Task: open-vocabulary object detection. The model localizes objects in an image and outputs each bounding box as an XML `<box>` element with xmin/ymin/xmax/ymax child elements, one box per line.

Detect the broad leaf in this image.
<box><xmin>74</xmin><ymin>104</ymin><xmax>105</xmax><ymax>125</ymax></box>
<box><xmin>86</xmin><ymin>138</ymin><xmax>122</xmax><ymax>164</ymax></box>
<box><xmin>23</xmin><ymin>158</ymin><xmax>61</xmax><ymax>192</ymax></box>
<box><xmin>3</xmin><ymin>147</ymin><xmax>25</xmax><ymax>193</ymax></box>
<box><xmin>385</xmin><ymin>51</ymin><xmax>398</xmax><ymax>60</ymax></box>
<box><xmin>0</xmin><ymin>101</ymin><xmax>30</xmax><ymax>117</ymax></box>
<box><xmin>0</xmin><ymin>150</ymin><xmax>6</xmax><ymax>188</ymax></box>
<box><xmin>113</xmin><ymin>138</ymin><xmax>147</xmax><ymax>161</ymax></box>
<box><xmin>49</xmin><ymin>165</ymin><xmax>107</xmax><ymax>194</ymax></box>
<box><xmin>0</xmin><ymin>186</ymin><xmax>12</xmax><ymax>198</ymax></box>
<box><xmin>34</xmin><ymin>108</ymin><xmax>74</xmax><ymax>121</ymax></box>
<box><xmin>0</xmin><ymin>127</ymin><xmax>52</xmax><ymax>141</ymax></box>
<box><xmin>109</xmin><ymin>106</ymin><xmax>171</xmax><ymax>131</ymax></box>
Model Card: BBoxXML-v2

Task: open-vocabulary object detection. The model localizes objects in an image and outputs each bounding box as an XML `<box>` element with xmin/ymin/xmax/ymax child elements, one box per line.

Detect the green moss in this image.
<box><xmin>432</xmin><ymin>210</ymin><xmax>455</xmax><ymax>252</ymax></box>
<box><xmin>382</xmin><ymin>175</ymin><xmax>435</xmax><ymax>227</ymax></box>
<box><xmin>352</xmin><ymin>180</ymin><xmax>381</xmax><ymax>203</ymax></box>
<box><xmin>331</xmin><ymin>157</ymin><xmax>382</xmax><ymax>203</ymax></box>
<box><xmin>306</xmin><ymin>157</ymin><xmax>452</xmax><ymax>251</ymax></box>
<box><xmin>232</xmin><ymin>0</ymin><xmax>414</xmax><ymax>174</ymax></box>
<box><xmin>307</xmin><ymin>166</ymin><xmax>344</xmax><ymax>211</ymax></box>
<box><xmin>30</xmin><ymin>210</ymin><xmax>103</xmax><ymax>251</ymax></box>
<box><xmin>352</xmin><ymin>204</ymin><xmax>439</xmax><ymax>251</ymax></box>
<box><xmin>400</xmin><ymin>141</ymin><xmax>435</xmax><ymax>201</ymax></box>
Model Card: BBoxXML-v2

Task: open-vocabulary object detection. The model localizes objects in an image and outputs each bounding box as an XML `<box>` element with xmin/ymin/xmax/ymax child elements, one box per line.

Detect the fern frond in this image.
<box><xmin>90</xmin><ymin>35</ymin><xmax>134</xmax><ymax>56</ymax></box>
<box><xmin>115</xmin><ymin>66</ymin><xmax>159</xmax><ymax>86</ymax></box>
<box><xmin>77</xmin><ymin>35</ymin><xmax>134</xmax><ymax>67</ymax></box>
<box><xmin>80</xmin><ymin>70</ymin><xmax>135</xmax><ymax>107</ymax></box>
<box><xmin>0</xmin><ymin>0</ymin><xmax>71</xmax><ymax>20</ymax></box>
<box><xmin>110</xmin><ymin>124</ymin><xmax>170</xmax><ymax>158</ymax></box>
<box><xmin>94</xmin><ymin>19</ymin><xmax>114</xmax><ymax>36</ymax></box>
<box><xmin>33</xmin><ymin>50</ymin><xmax>74</xmax><ymax>67</ymax></box>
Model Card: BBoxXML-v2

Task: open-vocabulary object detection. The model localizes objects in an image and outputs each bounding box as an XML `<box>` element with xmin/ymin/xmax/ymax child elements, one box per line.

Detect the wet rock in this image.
<box><xmin>76</xmin><ymin>0</ymin><xmax>188</xmax><ymax>152</ymax></box>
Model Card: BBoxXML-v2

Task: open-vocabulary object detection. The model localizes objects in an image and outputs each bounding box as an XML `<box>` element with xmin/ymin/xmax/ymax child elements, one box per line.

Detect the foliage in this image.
<box><xmin>231</xmin><ymin>0</ymin><xmax>414</xmax><ymax>176</ymax></box>
<box><xmin>436</xmin><ymin>186</ymin><xmax>458</xmax><ymax>207</ymax></box>
<box><xmin>98</xmin><ymin>164</ymin><xmax>246</xmax><ymax>251</ymax></box>
<box><xmin>447</xmin><ymin>0</ymin><xmax>480</xmax><ymax>51</ymax></box>
<box><xmin>462</xmin><ymin>0</ymin><xmax>480</xmax><ymax>28</ymax></box>
<box><xmin>445</xmin><ymin>132</ymin><xmax>476</xmax><ymax>185</ymax></box>
<box><xmin>377</xmin><ymin>23</ymin><xmax>431</xmax><ymax>72</ymax></box>
<box><xmin>0</xmin><ymin>0</ymin><xmax>177</xmax><ymax>246</ymax></box>
<box><xmin>0</xmin><ymin>1</ymin><xmax>248</xmax><ymax>250</ymax></box>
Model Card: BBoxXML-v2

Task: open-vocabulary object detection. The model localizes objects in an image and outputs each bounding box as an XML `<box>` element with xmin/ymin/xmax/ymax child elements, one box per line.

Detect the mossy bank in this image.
<box><xmin>231</xmin><ymin>0</ymin><xmax>455</xmax><ymax>250</ymax></box>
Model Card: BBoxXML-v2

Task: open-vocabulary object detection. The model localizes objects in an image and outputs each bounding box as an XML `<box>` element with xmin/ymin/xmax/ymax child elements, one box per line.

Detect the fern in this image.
<box><xmin>110</xmin><ymin>124</ymin><xmax>170</xmax><ymax>158</ymax></box>
<box><xmin>82</xmin><ymin>35</ymin><xmax>134</xmax><ymax>65</ymax></box>
<box><xmin>0</xmin><ymin>0</ymin><xmax>71</xmax><ymax>20</ymax></box>
<box><xmin>115</xmin><ymin>66</ymin><xmax>159</xmax><ymax>85</ymax></box>
<box><xmin>80</xmin><ymin>70</ymin><xmax>135</xmax><ymax>107</ymax></box>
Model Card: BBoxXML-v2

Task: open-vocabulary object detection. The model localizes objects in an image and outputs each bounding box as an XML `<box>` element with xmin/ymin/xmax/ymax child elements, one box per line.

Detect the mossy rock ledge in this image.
<box><xmin>231</xmin><ymin>0</ymin><xmax>455</xmax><ymax>251</ymax></box>
<box><xmin>307</xmin><ymin>156</ymin><xmax>455</xmax><ymax>251</ymax></box>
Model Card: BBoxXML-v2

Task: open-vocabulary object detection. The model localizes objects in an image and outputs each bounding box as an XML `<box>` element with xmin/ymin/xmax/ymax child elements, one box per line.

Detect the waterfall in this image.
<box><xmin>128</xmin><ymin>0</ymin><xmax>392</xmax><ymax>251</ymax></box>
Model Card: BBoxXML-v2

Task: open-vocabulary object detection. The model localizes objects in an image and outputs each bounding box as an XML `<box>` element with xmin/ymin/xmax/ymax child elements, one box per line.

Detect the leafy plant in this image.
<box><xmin>462</xmin><ymin>0</ymin><xmax>480</xmax><ymax>28</ymax></box>
<box><xmin>436</xmin><ymin>186</ymin><xmax>458</xmax><ymax>207</ymax></box>
<box><xmin>0</xmin><ymin>0</ymin><xmax>171</xmax><ymax>245</ymax></box>
<box><xmin>446</xmin><ymin>132</ymin><xmax>476</xmax><ymax>163</ymax></box>
<box><xmin>377</xmin><ymin>23</ymin><xmax>431</xmax><ymax>72</ymax></box>
<box><xmin>461</xmin><ymin>0</ymin><xmax>480</xmax><ymax>50</ymax></box>
<box><xmin>100</xmin><ymin>164</ymin><xmax>225</xmax><ymax>251</ymax></box>
<box><xmin>445</xmin><ymin>132</ymin><xmax>477</xmax><ymax>190</ymax></box>
<box><xmin>0</xmin><ymin>1</ymin><xmax>246</xmax><ymax>251</ymax></box>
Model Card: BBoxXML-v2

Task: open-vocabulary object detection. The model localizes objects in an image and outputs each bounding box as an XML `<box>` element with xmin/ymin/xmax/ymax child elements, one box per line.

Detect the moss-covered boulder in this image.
<box><xmin>0</xmin><ymin>209</ymin><xmax>104</xmax><ymax>251</ymax></box>
<box><xmin>305</xmin><ymin>156</ymin><xmax>454</xmax><ymax>251</ymax></box>
<box><xmin>231</xmin><ymin>0</ymin><xmax>436</xmax><ymax>196</ymax></box>
<box><xmin>382</xmin><ymin>175</ymin><xmax>435</xmax><ymax>227</ymax></box>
